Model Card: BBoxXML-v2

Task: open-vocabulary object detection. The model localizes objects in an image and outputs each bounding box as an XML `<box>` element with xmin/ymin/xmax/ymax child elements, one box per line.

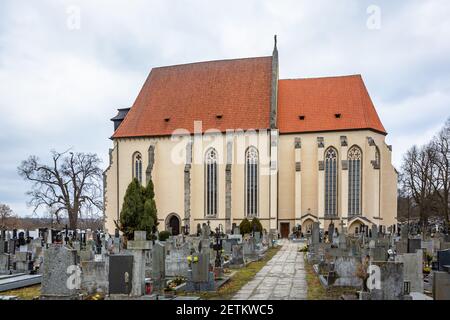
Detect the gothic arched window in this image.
<box><xmin>245</xmin><ymin>146</ymin><xmax>259</xmax><ymax>217</ymax></box>
<box><xmin>205</xmin><ymin>148</ymin><xmax>218</xmax><ymax>217</ymax></box>
<box><xmin>133</xmin><ymin>152</ymin><xmax>143</xmax><ymax>184</ymax></box>
<box><xmin>324</xmin><ymin>147</ymin><xmax>338</xmax><ymax>216</ymax></box>
<box><xmin>348</xmin><ymin>146</ymin><xmax>362</xmax><ymax>216</ymax></box>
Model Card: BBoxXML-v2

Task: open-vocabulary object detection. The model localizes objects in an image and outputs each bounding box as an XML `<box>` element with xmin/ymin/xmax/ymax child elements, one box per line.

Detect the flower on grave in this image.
<box><xmin>193</xmin><ymin>256</ymin><xmax>199</xmax><ymax>263</ymax></box>
<box><xmin>187</xmin><ymin>255</ymin><xmax>192</xmax><ymax>263</ymax></box>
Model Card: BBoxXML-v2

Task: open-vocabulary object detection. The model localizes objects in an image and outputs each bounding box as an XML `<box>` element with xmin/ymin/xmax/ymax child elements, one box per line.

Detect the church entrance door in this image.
<box><xmin>169</xmin><ymin>215</ymin><xmax>180</xmax><ymax>235</ymax></box>
<box><xmin>280</xmin><ymin>222</ymin><xmax>290</xmax><ymax>238</ymax></box>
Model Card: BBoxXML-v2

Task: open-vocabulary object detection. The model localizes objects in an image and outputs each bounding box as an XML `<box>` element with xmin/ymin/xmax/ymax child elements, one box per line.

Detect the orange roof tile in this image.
<box><xmin>277</xmin><ymin>75</ymin><xmax>386</xmax><ymax>135</ymax></box>
<box><xmin>112</xmin><ymin>56</ymin><xmax>273</xmax><ymax>138</ymax></box>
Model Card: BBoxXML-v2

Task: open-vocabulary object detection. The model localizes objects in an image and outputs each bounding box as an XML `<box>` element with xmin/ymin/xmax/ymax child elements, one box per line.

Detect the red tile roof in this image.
<box><xmin>112</xmin><ymin>56</ymin><xmax>273</xmax><ymax>138</ymax></box>
<box><xmin>278</xmin><ymin>75</ymin><xmax>386</xmax><ymax>135</ymax></box>
<box><xmin>113</xmin><ymin>59</ymin><xmax>387</xmax><ymax>138</ymax></box>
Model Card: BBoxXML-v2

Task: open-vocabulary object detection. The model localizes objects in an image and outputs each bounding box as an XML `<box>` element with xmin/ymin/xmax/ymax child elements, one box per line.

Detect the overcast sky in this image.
<box><xmin>0</xmin><ymin>0</ymin><xmax>449</xmax><ymax>216</ymax></box>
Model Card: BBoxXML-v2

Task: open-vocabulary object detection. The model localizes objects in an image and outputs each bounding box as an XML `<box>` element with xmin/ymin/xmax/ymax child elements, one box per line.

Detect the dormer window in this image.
<box><xmin>216</xmin><ymin>115</ymin><xmax>223</xmax><ymax>119</ymax></box>
<box><xmin>335</xmin><ymin>113</ymin><xmax>342</xmax><ymax>119</ymax></box>
<box><xmin>164</xmin><ymin>118</ymin><xmax>170</xmax><ymax>122</ymax></box>
<box><xmin>299</xmin><ymin>115</ymin><xmax>305</xmax><ymax>120</ymax></box>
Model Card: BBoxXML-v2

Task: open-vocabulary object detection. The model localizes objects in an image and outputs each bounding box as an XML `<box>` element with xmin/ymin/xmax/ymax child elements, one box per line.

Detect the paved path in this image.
<box><xmin>232</xmin><ymin>239</ymin><xmax>307</xmax><ymax>300</ymax></box>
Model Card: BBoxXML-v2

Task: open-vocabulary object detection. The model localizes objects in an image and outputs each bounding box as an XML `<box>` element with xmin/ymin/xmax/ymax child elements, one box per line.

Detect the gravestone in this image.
<box><xmin>8</xmin><ymin>239</ymin><xmax>16</xmax><ymax>255</ymax></box>
<box><xmin>165</xmin><ymin>243</ymin><xmax>189</xmax><ymax>277</ymax></box>
<box><xmin>127</xmin><ymin>231</ymin><xmax>152</xmax><ymax>296</ymax></box>
<box><xmin>348</xmin><ymin>240</ymin><xmax>361</xmax><ymax>257</ymax></box>
<box><xmin>311</xmin><ymin>222</ymin><xmax>320</xmax><ymax>246</ymax></box>
<box><xmin>243</xmin><ymin>238</ymin><xmax>258</xmax><ymax>261</ymax></box>
<box><xmin>371</xmin><ymin>246</ymin><xmax>388</xmax><ymax>262</ymax></box>
<box><xmin>371</xmin><ymin>225</ymin><xmax>378</xmax><ymax>240</ymax></box>
<box><xmin>0</xmin><ymin>254</ymin><xmax>9</xmax><ymax>273</ymax></box>
<box><xmin>185</xmin><ymin>252</ymin><xmax>215</xmax><ymax>291</ymax></box>
<box><xmin>333</xmin><ymin>256</ymin><xmax>362</xmax><ymax>287</ymax></box>
<box><xmin>40</xmin><ymin>245</ymin><xmax>79</xmax><ymax>300</ymax></box>
<box><xmin>228</xmin><ymin>234</ymin><xmax>243</xmax><ymax>244</ymax></box>
<box><xmin>395</xmin><ymin>250</ymin><xmax>424</xmax><ymax>293</ymax></box>
<box><xmin>396</xmin><ymin>239</ymin><xmax>408</xmax><ymax>255</ymax></box>
<box><xmin>14</xmin><ymin>251</ymin><xmax>32</xmax><ymax>273</ymax></box>
<box><xmin>201</xmin><ymin>224</ymin><xmax>210</xmax><ymax>240</ymax></box>
<box><xmin>433</xmin><ymin>270</ymin><xmax>450</xmax><ymax>300</ymax></box>
<box><xmin>223</xmin><ymin>238</ymin><xmax>238</xmax><ymax>254</ymax></box>
<box><xmin>338</xmin><ymin>221</ymin><xmax>347</xmax><ymax>250</ymax></box>
<box><xmin>151</xmin><ymin>241</ymin><xmax>166</xmax><ymax>291</ymax></box>
<box><xmin>408</xmin><ymin>238</ymin><xmax>421</xmax><ymax>253</ymax></box>
<box><xmin>368</xmin><ymin>261</ymin><xmax>406</xmax><ymax>300</ymax></box>
<box><xmin>230</xmin><ymin>244</ymin><xmax>244</xmax><ymax>266</ymax></box>
<box><xmin>109</xmin><ymin>254</ymin><xmax>133</xmax><ymax>295</ymax></box>
<box><xmin>421</xmin><ymin>240</ymin><xmax>433</xmax><ymax>254</ymax></box>
<box><xmin>254</xmin><ymin>232</ymin><xmax>261</xmax><ymax>243</ymax></box>
<box><xmin>437</xmin><ymin>249</ymin><xmax>450</xmax><ymax>271</ymax></box>
<box><xmin>79</xmin><ymin>248</ymin><xmax>94</xmax><ymax>262</ymax></box>
<box><xmin>328</xmin><ymin>223</ymin><xmax>335</xmax><ymax>243</ymax></box>
<box><xmin>80</xmin><ymin>260</ymin><xmax>108</xmax><ymax>295</ymax></box>
<box><xmin>267</xmin><ymin>232</ymin><xmax>274</xmax><ymax>248</ymax></box>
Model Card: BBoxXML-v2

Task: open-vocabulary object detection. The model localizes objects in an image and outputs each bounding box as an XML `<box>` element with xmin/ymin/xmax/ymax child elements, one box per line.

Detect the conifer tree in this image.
<box><xmin>117</xmin><ymin>178</ymin><xmax>144</xmax><ymax>240</ymax></box>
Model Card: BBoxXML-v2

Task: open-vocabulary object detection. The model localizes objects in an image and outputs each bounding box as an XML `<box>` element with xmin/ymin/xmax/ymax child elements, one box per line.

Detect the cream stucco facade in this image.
<box><xmin>104</xmin><ymin>128</ymin><xmax>397</xmax><ymax>236</ymax></box>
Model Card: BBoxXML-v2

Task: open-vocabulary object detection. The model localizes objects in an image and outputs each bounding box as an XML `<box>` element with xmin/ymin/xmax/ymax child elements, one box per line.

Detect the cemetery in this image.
<box><xmin>301</xmin><ymin>219</ymin><xmax>450</xmax><ymax>300</ymax></box>
<box><xmin>1</xmin><ymin>218</ymin><xmax>449</xmax><ymax>301</ymax></box>
<box><xmin>0</xmin><ymin>220</ymin><xmax>282</xmax><ymax>300</ymax></box>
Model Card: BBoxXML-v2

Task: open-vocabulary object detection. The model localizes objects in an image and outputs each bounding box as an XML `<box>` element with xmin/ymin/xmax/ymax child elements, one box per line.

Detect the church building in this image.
<box><xmin>104</xmin><ymin>40</ymin><xmax>397</xmax><ymax>237</ymax></box>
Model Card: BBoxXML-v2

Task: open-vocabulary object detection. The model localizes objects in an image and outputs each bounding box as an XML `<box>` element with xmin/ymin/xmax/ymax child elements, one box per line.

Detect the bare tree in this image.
<box><xmin>430</xmin><ymin>117</ymin><xmax>450</xmax><ymax>223</ymax></box>
<box><xmin>401</xmin><ymin>144</ymin><xmax>437</xmax><ymax>225</ymax></box>
<box><xmin>18</xmin><ymin>150</ymin><xmax>103</xmax><ymax>229</ymax></box>
<box><xmin>0</xmin><ymin>203</ymin><xmax>17</xmax><ymax>230</ymax></box>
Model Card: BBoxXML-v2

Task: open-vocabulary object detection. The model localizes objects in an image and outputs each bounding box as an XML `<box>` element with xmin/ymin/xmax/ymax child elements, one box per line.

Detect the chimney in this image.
<box><xmin>110</xmin><ymin>108</ymin><xmax>131</xmax><ymax>132</ymax></box>
<box><xmin>270</xmin><ymin>35</ymin><xmax>279</xmax><ymax>129</ymax></box>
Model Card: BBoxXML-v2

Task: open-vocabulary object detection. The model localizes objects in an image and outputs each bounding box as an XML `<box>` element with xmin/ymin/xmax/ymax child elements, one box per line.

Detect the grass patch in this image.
<box><xmin>0</xmin><ymin>285</ymin><xmax>41</xmax><ymax>300</ymax></box>
<box><xmin>179</xmin><ymin>246</ymin><xmax>281</xmax><ymax>300</ymax></box>
<box><xmin>304</xmin><ymin>256</ymin><xmax>357</xmax><ymax>300</ymax></box>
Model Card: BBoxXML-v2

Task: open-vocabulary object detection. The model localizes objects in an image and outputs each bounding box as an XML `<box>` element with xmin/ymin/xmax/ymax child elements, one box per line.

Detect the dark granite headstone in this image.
<box><xmin>437</xmin><ymin>249</ymin><xmax>450</xmax><ymax>271</ymax></box>
<box><xmin>408</xmin><ymin>238</ymin><xmax>421</xmax><ymax>253</ymax></box>
<box><xmin>108</xmin><ymin>254</ymin><xmax>133</xmax><ymax>295</ymax></box>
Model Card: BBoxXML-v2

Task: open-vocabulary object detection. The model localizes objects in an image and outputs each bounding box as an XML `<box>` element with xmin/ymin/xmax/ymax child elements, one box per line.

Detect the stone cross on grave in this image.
<box><xmin>127</xmin><ymin>231</ymin><xmax>152</xmax><ymax>296</ymax></box>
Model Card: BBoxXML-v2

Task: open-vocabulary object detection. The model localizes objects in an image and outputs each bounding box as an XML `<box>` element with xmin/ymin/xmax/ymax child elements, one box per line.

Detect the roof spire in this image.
<box><xmin>273</xmin><ymin>34</ymin><xmax>278</xmax><ymax>53</ymax></box>
<box><xmin>270</xmin><ymin>34</ymin><xmax>279</xmax><ymax>129</ymax></box>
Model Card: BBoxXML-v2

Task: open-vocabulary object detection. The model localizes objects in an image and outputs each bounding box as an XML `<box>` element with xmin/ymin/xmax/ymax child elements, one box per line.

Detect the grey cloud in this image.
<box><xmin>0</xmin><ymin>0</ymin><xmax>449</xmax><ymax>215</ymax></box>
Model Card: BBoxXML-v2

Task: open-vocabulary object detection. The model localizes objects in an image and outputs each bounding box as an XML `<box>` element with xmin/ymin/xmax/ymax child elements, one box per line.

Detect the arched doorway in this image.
<box><xmin>166</xmin><ymin>214</ymin><xmax>180</xmax><ymax>235</ymax></box>
<box><xmin>348</xmin><ymin>220</ymin><xmax>366</xmax><ymax>235</ymax></box>
<box><xmin>302</xmin><ymin>219</ymin><xmax>314</xmax><ymax>235</ymax></box>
